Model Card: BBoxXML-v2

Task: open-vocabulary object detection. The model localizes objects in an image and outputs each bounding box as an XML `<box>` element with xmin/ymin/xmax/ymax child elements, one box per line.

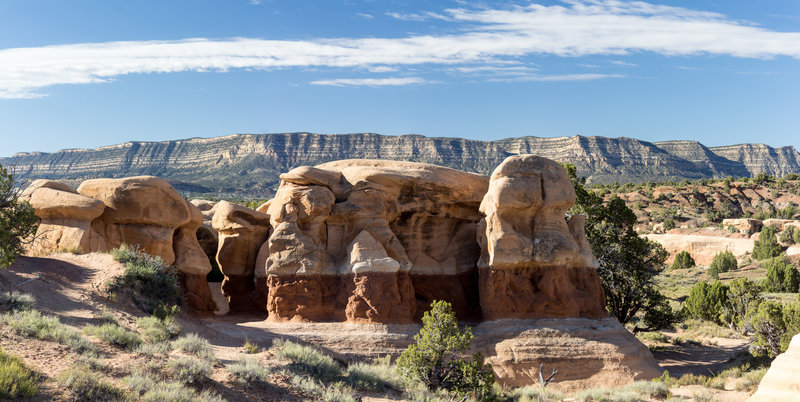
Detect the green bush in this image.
<box><xmin>781</xmin><ymin>301</ymin><xmax>800</xmax><ymax>352</ymax></box>
<box><xmin>84</xmin><ymin>323</ymin><xmax>142</xmax><ymax>350</ymax></box>
<box><xmin>762</xmin><ymin>256</ymin><xmax>800</xmax><ymax>293</ymax></box>
<box><xmin>346</xmin><ymin>355</ymin><xmax>402</xmax><ymax>392</ymax></box>
<box><xmin>137</xmin><ymin>315</ymin><xmax>180</xmax><ymax>342</ymax></box>
<box><xmin>510</xmin><ymin>385</ymin><xmax>563</xmax><ymax>402</ymax></box>
<box><xmin>779</xmin><ymin>226</ymin><xmax>798</xmax><ymax>245</ymax></box>
<box><xmin>750</xmin><ymin>301</ymin><xmax>787</xmax><ymax>357</ymax></box>
<box><xmin>124</xmin><ymin>370</ymin><xmax>156</xmax><ymax>395</ymax></box>
<box><xmin>107</xmin><ymin>244</ymin><xmax>181</xmax><ymax>315</ymax></box>
<box><xmin>670</xmin><ymin>251</ymin><xmax>695</xmax><ymax>270</ymax></box>
<box><xmin>227</xmin><ymin>356</ymin><xmax>270</xmax><ymax>385</ymax></box>
<box><xmin>662</xmin><ymin>219</ymin><xmax>676</xmax><ymax>231</ymax></box>
<box><xmin>0</xmin><ymin>347</ymin><xmax>38</xmax><ymax>398</ymax></box>
<box><xmin>167</xmin><ymin>356</ymin><xmax>212</xmax><ymax>384</ymax></box>
<box><xmin>141</xmin><ymin>381</ymin><xmax>223</xmax><ymax>402</ymax></box>
<box><xmin>753</xmin><ymin>226</ymin><xmax>784</xmax><ymax>260</ymax></box>
<box><xmin>272</xmin><ymin>339</ymin><xmax>342</xmax><ymax>381</ymax></box>
<box><xmin>1</xmin><ymin>309</ymin><xmax>95</xmax><ymax>353</ymax></box>
<box><xmin>575</xmin><ymin>381</ymin><xmax>669</xmax><ymax>401</ymax></box>
<box><xmin>134</xmin><ymin>342</ymin><xmax>172</xmax><ymax>356</ymax></box>
<box><xmin>683</xmin><ymin>281</ymin><xmax>729</xmax><ymax>323</ymax></box>
<box><xmin>708</xmin><ymin>251</ymin><xmax>738</xmax><ymax>280</ymax></box>
<box><xmin>396</xmin><ymin>300</ymin><xmax>495</xmax><ymax>400</ymax></box>
<box><xmin>172</xmin><ymin>333</ymin><xmax>213</xmax><ymax>359</ymax></box>
<box><xmin>0</xmin><ymin>291</ymin><xmax>35</xmax><ymax>312</ymax></box>
<box><xmin>641</xmin><ymin>292</ymin><xmax>681</xmax><ymax>331</ymax></box>
<box><xmin>0</xmin><ymin>163</ymin><xmax>39</xmax><ymax>269</ymax></box>
<box><xmin>58</xmin><ymin>365</ymin><xmax>126</xmax><ymax>401</ymax></box>
<box><xmin>721</xmin><ymin>278</ymin><xmax>763</xmax><ymax>333</ymax></box>
<box><xmin>242</xmin><ymin>338</ymin><xmax>260</xmax><ymax>354</ymax></box>
<box><xmin>288</xmin><ymin>374</ymin><xmax>357</xmax><ymax>402</ymax></box>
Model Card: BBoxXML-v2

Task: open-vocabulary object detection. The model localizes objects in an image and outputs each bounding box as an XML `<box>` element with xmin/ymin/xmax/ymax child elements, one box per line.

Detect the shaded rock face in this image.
<box><xmin>24</xmin><ymin>176</ymin><xmax>214</xmax><ymax>311</ymax></box>
<box><xmin>211</xmin><ymin>201</ymin><xmax>271</xmax><ymax>312</ymax></box>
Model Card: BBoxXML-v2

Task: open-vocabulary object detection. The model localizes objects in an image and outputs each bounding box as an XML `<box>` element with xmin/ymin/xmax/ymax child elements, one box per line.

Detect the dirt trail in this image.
<box><xmin>653</xmin><ymin>337</ymin><xmax>751</xmax><ymax>377</ymax></box>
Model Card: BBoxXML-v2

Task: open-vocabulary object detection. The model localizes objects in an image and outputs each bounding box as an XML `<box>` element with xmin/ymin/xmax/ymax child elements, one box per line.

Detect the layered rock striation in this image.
<box><xmin>6</xmin><ymin>133</ymin><xmax>800</xmax><ymax>196</ymax></box>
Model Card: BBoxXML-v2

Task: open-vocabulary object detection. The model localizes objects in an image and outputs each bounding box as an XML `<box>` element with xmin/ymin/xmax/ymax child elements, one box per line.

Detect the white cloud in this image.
<box><xmin>355</xmin><ymin>13</ymin><xmax>373</xmax><ymax>19</ymax></box>
<box><xmin>1</xmin><ymin>0</ymin><xmax>800</xmax><ymax>98</ymax></box>
<box><xmin>487</xmin><ymin>73</ymin><xmax>624</xmax><ymax>83</ymax></box>
<box><xmin>310</xmin><ymin>77</ymin><xmax>426</xmax><ymax>87</ymax></box>
<box><xmin>386</xmin><ymin>11</ymin><xmax>450</xmax><ymax>22</ymax></box>
<box><xmin>453</xmin><ymin>65</ymin><xmax>537</xmax><ymax>74</ymax></box>
<box><xmin>250</xmin><ymin>0</ymin><xmax>261</xmax><ymax>5</ymax></box>
<box><xmin>610</xmin><ymin>60</ymin><xmax>637</xmax><ymax>67</ymax></box>
<box><xmin>367</xmin><ymin>66</ymin><xmax>397</xmax><ymax>73</ymax></box>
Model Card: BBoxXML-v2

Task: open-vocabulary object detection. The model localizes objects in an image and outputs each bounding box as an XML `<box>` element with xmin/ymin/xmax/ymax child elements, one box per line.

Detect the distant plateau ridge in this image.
<box><xmin>3</xmin><ymin>133</ymin><xmax>800</xmax><ymax>196</ymax></box>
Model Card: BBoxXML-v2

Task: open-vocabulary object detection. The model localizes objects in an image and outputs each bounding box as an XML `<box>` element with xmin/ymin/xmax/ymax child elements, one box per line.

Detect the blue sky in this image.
<box><xmin>1</xmin><ymin>0</ymin><xmax>799</xmax><ymax>157</ymax></box>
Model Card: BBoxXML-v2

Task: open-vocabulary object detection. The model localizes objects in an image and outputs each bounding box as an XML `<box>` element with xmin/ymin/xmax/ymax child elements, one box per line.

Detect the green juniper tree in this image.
<box><xmin>563</xmin><ymin>164</ymin><xmax>674</xmax><ymax>328</ymax></box>
<box><xmin>708</xmin><ymin>251</ymin><xmax>737</xmax><ymax>280</ymax></box>
<box><xmin>396</xmin><ymin>300</ymin><xmax>494</xmax><ymax>400</ymax></box>
<box><xmin>753</xmin><ymin>226</ymin><xmax>783</xmax><ymax>261</ymax></box>
<box><xmin>0</xmin><ymin>164</ymin><xmax>38</xmax><ymax>268</ymax></box>
<box><xmin>671</xmin><ymin>251</ymin><xmax>695</xmax><ymax>270</ymax></box>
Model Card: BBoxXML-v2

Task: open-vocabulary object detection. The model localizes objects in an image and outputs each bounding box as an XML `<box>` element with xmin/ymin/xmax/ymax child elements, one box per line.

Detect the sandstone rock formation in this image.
<box><xmin>722</xmin><ymin>218</ymin><xmax>762</xmax><ymax>236</ymax></box>
<box><xmin>24</xmin><ymin>176</ymin><xmax>214</xmax><ymax>311</ymax></box>
<box><xmin>190</xmin><ymin>199</ymin><xmax>220</xmax><ymax>264</ymax></box>
<box><xmin>261</xmin><ymin>160</ymin><xmax>488</xmax><ymax>323</ymax></box>
<box><xmin>22</xmin><ymin>156</ymin><xmax>664</xmax><ymax>390</ymax></box>
<box><xmin>23</xmin><ymin>179</ymin><xmax>106</xmax><ymax>254</ymax></box>
<box><xmin>477</xmin><ymin>155</ymin><xmax>605</xmax><ymax>320</ymax></box>
<box><xmin>748</xmin><ymin>333</ymin><xmax>800</xmax><ymax>401</ymax></box>
<box><xmin>472</xmin><ymin>318</ymin><xmax>663</xmax><ymax>392</ymax></box>
<box><xmin>211</xmin><ymin>201</ymin><xmax>271</xmax><ymax>312</ymax></box>
<box><xmin>762</xmin><ymin>219</ymin><xmax>796</xmax><ymax>231</ymax></box>
<box><xmin>645</xmin><ymin>234</ymin><xmax>753</xmax><ymax>265</ymax></box>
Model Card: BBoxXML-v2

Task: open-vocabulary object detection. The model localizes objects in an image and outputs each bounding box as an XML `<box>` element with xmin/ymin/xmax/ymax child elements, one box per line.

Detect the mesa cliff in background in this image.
<box><xmin>4</xmin><ymin>133</ymin><xmax>799</xmax><ymax>195</ymax></box>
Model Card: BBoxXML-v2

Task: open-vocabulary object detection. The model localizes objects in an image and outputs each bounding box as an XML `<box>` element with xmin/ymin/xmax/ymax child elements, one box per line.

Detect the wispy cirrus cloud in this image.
<box><xmin>310</xmin><ymin>77</ymin><xmax>427</xmax><ymax>87</ymax></box>
<box><xmin>1</xmin><ymin>0</ymin><xmax>799</xmax><ymax>98</ymax></box>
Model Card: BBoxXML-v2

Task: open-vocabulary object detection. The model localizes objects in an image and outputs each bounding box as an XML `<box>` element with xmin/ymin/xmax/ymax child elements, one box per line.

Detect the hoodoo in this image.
<box><xmin>23</xmin><ymin>155</ymin><xmax>662</xmax><ymax>389</ymax></box>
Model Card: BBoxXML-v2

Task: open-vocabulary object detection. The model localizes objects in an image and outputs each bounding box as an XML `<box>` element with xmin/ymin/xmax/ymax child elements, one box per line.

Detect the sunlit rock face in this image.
<box><xmin>24</xmin><ymin>176</ymin><xmax>214</xmax><ymax>311</ymax></box>
<box><xmin>477</xmin><ymin>155</ymin><xmax>606</xmax><ymax>321</ymax></box>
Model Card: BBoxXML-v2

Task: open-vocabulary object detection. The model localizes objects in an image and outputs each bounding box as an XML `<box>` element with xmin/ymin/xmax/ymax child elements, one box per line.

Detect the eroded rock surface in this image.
<box><xmin>24</xmin><ymin>176</ymin><xmax>214</xmax><ymax>311</ymax></box>
<box><xmin>262</xmin><ymin>159</ymin><xmax>488</xmax><ymax>323</ymax></box>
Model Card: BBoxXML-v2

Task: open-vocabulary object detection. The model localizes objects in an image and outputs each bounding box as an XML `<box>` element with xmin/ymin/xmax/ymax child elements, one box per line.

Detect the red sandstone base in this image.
<box><xmin>478</xmin><ymin>266</ymin><xmax>607</xmax><ymax>321</ymax></box>
<box><xmin>266</xmin><ymin>271</ymin><xmax>417</xmax><ymax>323</ymax></box>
